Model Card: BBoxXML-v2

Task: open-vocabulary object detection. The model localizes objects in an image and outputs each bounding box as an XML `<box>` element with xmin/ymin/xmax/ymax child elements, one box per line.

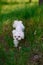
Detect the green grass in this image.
<box><xmin>0</xmin><ymin>3</ymin><xmax>43</xmax><ymax>65</ymax></box>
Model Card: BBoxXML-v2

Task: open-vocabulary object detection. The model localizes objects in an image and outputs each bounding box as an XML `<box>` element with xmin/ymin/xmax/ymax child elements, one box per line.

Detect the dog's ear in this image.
<box><xmin>21</xmin><ymin>32</ymin><xmax>24</xmax><ymax>39</ymax></box>
<box><xmin>12</xmin><ymin>30</ymin><xmax>15</xmax><ymax>34</ymax></box>
<box><xmin>12</xmin><ymin>30</ymin><xmax>16</xmax><ymax>39</ymax></box>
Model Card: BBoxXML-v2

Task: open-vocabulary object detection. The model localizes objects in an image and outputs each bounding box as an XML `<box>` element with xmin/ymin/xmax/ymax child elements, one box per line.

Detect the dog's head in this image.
<box><xmin>12</xmin><ymin>30</ymin><xmax>24</xmax><ymax>41</ymax></box>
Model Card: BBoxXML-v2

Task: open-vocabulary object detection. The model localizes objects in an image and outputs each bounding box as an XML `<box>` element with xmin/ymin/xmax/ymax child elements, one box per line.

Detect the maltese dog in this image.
<box><xmin>12</xmin><ymin>20</ymin><xmax>25</xmax><ymax>47</ymax></box>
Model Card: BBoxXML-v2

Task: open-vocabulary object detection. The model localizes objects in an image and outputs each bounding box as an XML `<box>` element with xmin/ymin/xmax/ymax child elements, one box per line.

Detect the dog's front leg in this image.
<box><xmin>13</xmin><ymin>40</ymin><xmax>19</xmax><ymax>47</ymax></box>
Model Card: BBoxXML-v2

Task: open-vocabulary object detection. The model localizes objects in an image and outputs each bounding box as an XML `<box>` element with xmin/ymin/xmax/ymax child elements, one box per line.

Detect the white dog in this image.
<box><xmin>12</xmin><ymin>20</ymin><xmax>25</xmax><ymax>47</ymax></box>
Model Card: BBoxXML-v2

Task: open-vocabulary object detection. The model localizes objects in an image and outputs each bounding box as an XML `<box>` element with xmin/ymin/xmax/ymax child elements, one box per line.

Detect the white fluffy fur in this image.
<box><xmin>12</xmin><ymin>20</ymin><xmax>25</xmax><ymax>47</ymax></box>
<box><xmin>13</xmin><ymin>20</ymin><xmax>25</xmax><ymax>31</ymax></box>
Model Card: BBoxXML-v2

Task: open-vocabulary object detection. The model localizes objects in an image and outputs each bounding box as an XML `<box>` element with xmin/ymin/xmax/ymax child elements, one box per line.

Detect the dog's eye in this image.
<box><xmin>18</xmin><ymin>36</ymin><xmax>20</xmax><ymax>38</ymax></box>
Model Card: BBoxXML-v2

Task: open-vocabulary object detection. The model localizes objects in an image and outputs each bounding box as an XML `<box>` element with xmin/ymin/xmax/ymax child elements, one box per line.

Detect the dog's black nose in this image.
<box><xmin>16</xmin><ymin>38</ymin><xmax>18</xmax><ymax>40</ymax></box>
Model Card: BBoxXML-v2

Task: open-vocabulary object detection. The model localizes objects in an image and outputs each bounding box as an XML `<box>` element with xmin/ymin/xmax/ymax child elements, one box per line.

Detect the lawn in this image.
<box><xmin>0</xmin><ymin>1</ymin><xmax>43</xmax><ymax>65</ymax></box>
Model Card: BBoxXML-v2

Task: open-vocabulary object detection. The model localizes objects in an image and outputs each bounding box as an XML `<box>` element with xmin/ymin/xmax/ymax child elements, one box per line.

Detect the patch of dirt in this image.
<box><xmin>0</xmin><ymin>35</ymin><xmax>9</xmax><ymax>51</ymax></box>
<box><xmin>27</xmin><ymin>53</ymin><xmax>43</xmax><ymax>65</ymax></box>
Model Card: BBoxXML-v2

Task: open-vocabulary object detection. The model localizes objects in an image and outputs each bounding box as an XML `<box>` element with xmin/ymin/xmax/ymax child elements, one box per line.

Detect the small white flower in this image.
<box><xmin>34</xmin><ymin>30</ymin><xmax>37</xmax><ymax>35</ymax></box>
